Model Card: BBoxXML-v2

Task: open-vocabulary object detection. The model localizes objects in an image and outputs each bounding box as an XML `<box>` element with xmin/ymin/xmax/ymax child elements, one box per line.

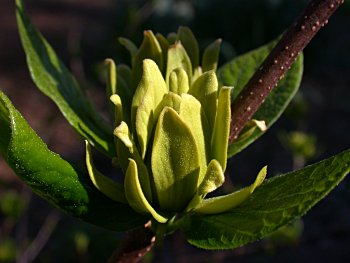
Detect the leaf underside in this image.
<box><xmin>180</xmin><ymin>149</ymin><xmax>350</xmax><ymax>249</ymax></box>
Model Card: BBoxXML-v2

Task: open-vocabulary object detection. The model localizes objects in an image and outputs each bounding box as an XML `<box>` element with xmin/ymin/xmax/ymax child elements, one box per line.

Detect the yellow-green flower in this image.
<box><xmin>86</xmin><ymin>27</ymin><xmax>266</xmax><ymax>223</ymax></box>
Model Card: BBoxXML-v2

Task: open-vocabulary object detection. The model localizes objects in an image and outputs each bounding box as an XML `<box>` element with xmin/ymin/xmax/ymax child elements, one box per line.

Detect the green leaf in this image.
<box><xmin>217</xmin><ymin>40</ymin><xmax>303</xmax><ymax>157</ymax></box>
<box><xmin>151</xmin><ymin>107</ymin><xmax>200</xmax><ymax>212</ymax></box>
<box><xmin>15</xmin><ymin>0</ymin><xmax>115</xmax><ymax>157</ymax></box>
<box><xmin>0</xmin><ymin>90</ymin><xmax>147</xmax><ymax>231</ymax></box>
<box><xmin>180</xmin><ymin>150</ymin><xmax>350</xmax><ymax>249</ymax></box>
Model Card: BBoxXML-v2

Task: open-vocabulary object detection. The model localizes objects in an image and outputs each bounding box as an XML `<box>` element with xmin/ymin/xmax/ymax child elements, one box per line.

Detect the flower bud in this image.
<box><xmin>86</xmin><ymin>27</ymin><xmax>266</xmax><ymax>224</ymax></box>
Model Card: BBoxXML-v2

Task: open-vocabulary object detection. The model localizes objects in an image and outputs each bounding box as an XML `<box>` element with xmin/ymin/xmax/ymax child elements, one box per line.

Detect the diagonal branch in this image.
<box><xmin>229</xmin><ymin>0</ymin><xmax>345</xmax><ymax>142</ymax></box>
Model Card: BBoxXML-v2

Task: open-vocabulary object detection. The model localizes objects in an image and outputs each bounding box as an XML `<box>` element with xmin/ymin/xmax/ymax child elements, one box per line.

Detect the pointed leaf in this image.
<box><xmin>151</xmin><ymin>107</ymin><xmax>200</xmax><ymax>212</ymax></box>
<box><xmin>217</xmin><ymin>39</ymin><xmax>303</xmax><ymax>157</ymax></box>
<box><xmin>180</xmin><ymin>150</ymin><xmax>350</xmax><ymax>249</ymax></box>
<box><xmin>0</xmin><ymin>90</ymin><xmax>147</xmax><ymax>231</ymax></box>
<box><xmin>15</xmin><ymin>0</ymin><xmax>115</xmax><ymax>157</ymax></box>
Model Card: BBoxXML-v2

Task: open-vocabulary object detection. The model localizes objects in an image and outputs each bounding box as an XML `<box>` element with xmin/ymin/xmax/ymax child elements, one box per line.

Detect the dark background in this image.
<box><xmin>0</xmin><ymin>0</ymin><xmax>349</xmax><ymax>262</ymax></box>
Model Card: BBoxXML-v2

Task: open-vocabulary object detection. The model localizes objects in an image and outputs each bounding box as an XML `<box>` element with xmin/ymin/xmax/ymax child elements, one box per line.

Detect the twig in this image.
<box><xmin>229</xmin><ymin>0</ymin><xmax>345</xmax><ymax>142</ymax></box>
<box><xmin>107</xmin><ymin>222</ymin><xmax>155</xmax><ymax>263</ymax></box>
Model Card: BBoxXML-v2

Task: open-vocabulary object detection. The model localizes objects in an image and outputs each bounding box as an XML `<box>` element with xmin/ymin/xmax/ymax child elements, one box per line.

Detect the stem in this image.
<box><xmin>107</xmin><ymin>222</ymin><xmax>155</xmax><ymax>263</ymax></box>
<box><xmin>229</xmin><ymin>0</ymin><xmax>344</xmax><ymax>142</ymax></box>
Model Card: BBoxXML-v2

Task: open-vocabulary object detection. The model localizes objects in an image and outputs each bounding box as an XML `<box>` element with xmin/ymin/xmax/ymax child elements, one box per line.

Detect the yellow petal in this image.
<box><xmin>194</xmin><ymin>166</ymin><xmax>267</xmax><ymax>214</ymax></box>
<box><xmin>85</xmin><ymin>141</ymin><xmax>127</xmax><ymax>203</ymax></box>
<box><xmin>124</xmin><ymin>159</ymin><xmax>168</xmax><ymax>223</ymax></box>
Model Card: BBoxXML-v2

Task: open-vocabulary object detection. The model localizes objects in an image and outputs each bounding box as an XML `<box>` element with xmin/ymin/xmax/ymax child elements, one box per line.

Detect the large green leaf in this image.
<box><xmin>0</xmin><ymin>90</ymin><xmax>148</xmax><ymax>231</ymax></box>
<box><xmin>217</xmin><ymin>40</ymin><xmax>303</xmax><ymax>157</ymax></box>
<box><xmin>180</xmin><ymin>149</ymin><xmax>350</xmax><ymax>249</ymax></box>
<box><xmin>15</xmin><ymin>0</ymin><xmax>115</xmax><ymax>157</ymax></box>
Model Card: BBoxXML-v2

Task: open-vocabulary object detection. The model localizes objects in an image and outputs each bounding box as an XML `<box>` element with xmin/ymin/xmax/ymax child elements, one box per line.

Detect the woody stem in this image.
<box><xmin>229</xmin><ymin>0</ymin><xmax>344</xmax><ymax>142</ymax></box>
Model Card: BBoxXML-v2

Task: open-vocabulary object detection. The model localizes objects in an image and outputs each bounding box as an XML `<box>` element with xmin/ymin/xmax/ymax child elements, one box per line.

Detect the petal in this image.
<box><xmin>155</xmin><ymin>33</ymin><xmax>169</xmax><ymax>74</ymax></box>
<box><xmin>176</xmin><ymin>26</ymin><xmax>199</xmax><ymax>69</ymax></box>
<box><xmin>185</xmin><ymin>159</ymin><xmax>225</xmax><ymax>212</ymax></box>
<box><xmin>151</xmin><ymin>107</ymin><xmax>200</xmax><ymax>212</ymax></box>
<box><xmin>116</xmin><ymin>65</ymin><xmax>133</xmax><ymax>124</ymax></box>
<box><xmin>105</xmin><ymin>59</ymin><xmax>117</xmax><ymax>99</ymax></box>
<box><xmin>188</xmin><ymin>71</ymin><xmax>218</xmax><ymax>130</ymax></box>
<box><xmin>211</xmin><ymin>86</ymin><xmax>231</xmax><ymax>171</ymax></box>
<box><xmin>85</xmin><ymin>141</ymin><xmax>127</xmax><ymax>203</ymax></box>
<box><xmin>110</xmin><ymin>94</ymin><xmax>123</xmax><ymax>126</ymax></box>
<box><xmin>169</xmin><ymin>68</ymin><xmax>189</xmax><ymax>95</ymax></box>
<box><xmin>113</xmin><ymin>122</ymin><xmax>153</xmax><ymax>202</ymax></box>
<box><xmin>202</xmin><ymin>39</ymin><xmax>222</xmax><ymax>72</ymax></box>
<box><xmin>166</xmin><ymin>42</ymin><xmax>192</xmax><ymax>87</ymax></box>
<box><xmin>131</xmin><ymin>30</ymin><xmax>163</xmax><ymax>87</ymax></box>
<box><xmin>179</xmin><ymin>94</ymin><xmax>210</xmax><ymax>184</ymax></box>
<box><xmin>157</xmin><ymin>92</ymin><xmax>182</xmax><ymax>113</ymax></box>
<box><xmin>193</xmin><ymin>166</ymin><xmax>267</xmax><ymax>214</ymax></box>
<box><xmin>131</xmin><ymin>59</ymin><xmax>167</xmax><ymax>159</ymax></box>
<box><xmin>124</xmin><ymin>159</ymin><xmax>168</xmax><ymax>223</ymax></box>
<box><xmin>197</xmin><ymin>159</ymin><xmax>225</xmax><ymax>196</ymax></box>
<box><xmin>118</xmin><ymin>37</ymin><xmax>138</xmax><ymax>64</ymax></box>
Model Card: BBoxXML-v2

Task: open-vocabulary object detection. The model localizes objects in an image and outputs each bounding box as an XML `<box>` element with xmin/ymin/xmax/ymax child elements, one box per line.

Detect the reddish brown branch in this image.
<box><xmin>229</xmin><ymin>0</ymin><xmax>344</xmax><ymax>142</ymax></box>
<box><xmin>107</xmin><ymin>222</ymin><xmax>155</xmax><ymax>263</ymax></box>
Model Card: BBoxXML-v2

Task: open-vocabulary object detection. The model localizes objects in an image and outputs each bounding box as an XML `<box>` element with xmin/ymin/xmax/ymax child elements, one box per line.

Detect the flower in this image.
<box><xmin>86</xmin><ymin>27</ymin><xmax>266</xmax><ymax>223</ymax></box>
